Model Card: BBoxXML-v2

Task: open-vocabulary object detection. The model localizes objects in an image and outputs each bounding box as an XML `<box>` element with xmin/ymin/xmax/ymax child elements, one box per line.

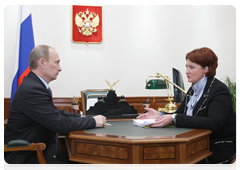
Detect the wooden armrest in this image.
<box><xmin>4</xmin><ymin>139</ymin><xmax>47</xmax><ymax>164</ymax></box>
<box><xmin>5</xmin><ymin>139</ymin><xmax>46</xmax><ymax>151</ymax></box>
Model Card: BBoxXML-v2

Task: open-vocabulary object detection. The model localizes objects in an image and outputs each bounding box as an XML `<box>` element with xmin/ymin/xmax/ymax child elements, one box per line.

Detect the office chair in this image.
<box><xmin>228</xmin><ymin>153</ymin><xmax>238</xmax><ymax>170</ymax></box>
<box><xmin>81</xmin><ymin>89</ymin><xmax>108</xmax><ymax>115</ymax></box>
<box><xmin>228</xmin><ymin>137</ymin><xmax>238</xmax><ymax>170</ymax></box>
<box><xmin>4</xmin><ymin>139</ymin><xmax>47</xmax><ymax>164</ymax></box>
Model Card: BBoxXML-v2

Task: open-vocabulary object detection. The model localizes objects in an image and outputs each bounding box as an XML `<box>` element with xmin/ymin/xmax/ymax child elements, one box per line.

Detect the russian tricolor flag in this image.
<box><xmin>10</xmin><ymin>5</ymin><xmax>35</xmax><ymax>104</ymax></box>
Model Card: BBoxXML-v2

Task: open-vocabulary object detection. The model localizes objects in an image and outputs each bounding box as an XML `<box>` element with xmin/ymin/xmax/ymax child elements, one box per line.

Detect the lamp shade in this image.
<box><xmin>145</xmin><ymin>79</ymin><xmax>167</xmax><ymax>89</ymax></box>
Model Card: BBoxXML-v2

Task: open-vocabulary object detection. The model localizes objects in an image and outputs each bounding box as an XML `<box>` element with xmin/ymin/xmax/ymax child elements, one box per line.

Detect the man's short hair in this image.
<box><xmin>29</xmin><ymin>45</ymin><xmax>54</xmax><ymax>70</ymax></box>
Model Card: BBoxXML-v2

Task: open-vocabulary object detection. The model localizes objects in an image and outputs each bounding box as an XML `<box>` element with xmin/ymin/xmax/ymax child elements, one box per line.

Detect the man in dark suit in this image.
<box><xmin>4</xmin><ymin>45</ymin><xmax>106</xmax><ymax>164</ymax></box>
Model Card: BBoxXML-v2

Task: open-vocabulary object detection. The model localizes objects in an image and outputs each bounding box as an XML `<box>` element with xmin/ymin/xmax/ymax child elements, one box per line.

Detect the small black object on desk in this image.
<box><xmin>86</xmin><ymin>90</ymin><xmax>138</xmax><ymax>118</ymax></box>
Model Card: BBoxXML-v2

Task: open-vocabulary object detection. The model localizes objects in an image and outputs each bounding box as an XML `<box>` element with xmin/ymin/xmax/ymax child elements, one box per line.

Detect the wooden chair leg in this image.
<box><xmin>37</xmin><ymin>150</ymin><xmax>47</xmax><ymax>164</ymax></box>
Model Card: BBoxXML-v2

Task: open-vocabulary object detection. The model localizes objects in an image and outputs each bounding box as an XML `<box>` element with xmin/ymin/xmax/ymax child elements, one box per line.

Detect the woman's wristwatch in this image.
<box><xmin>172</xmin><ymin>113</ymin><xmax>177</xmax><ymax>125</ymax></box>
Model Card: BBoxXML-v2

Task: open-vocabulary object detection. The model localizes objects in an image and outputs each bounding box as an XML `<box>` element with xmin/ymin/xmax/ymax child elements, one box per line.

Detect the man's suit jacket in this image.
<box><xmin>175</xmin><ymin>77</ymin><xmax>236</xmax><ymax>163</ymax></box>
<box><xmin>4</xmin><ymin>71</ymin><xmax>96</xmax><ymax>163</ymax></box>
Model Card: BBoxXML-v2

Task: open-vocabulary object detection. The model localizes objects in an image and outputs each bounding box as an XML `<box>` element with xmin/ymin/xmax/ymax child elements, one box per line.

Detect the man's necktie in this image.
<box><xmin>48</xmin><ymin>87</ymin><xmax>52</xmax><ymax>98</ymax></box>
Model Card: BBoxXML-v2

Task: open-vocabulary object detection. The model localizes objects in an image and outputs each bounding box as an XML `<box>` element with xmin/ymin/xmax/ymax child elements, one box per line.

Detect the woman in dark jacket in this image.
<box><xmin>137</xmin><ymin>47</ymin><xmax>236</xmax><ymax>164</ymax></box>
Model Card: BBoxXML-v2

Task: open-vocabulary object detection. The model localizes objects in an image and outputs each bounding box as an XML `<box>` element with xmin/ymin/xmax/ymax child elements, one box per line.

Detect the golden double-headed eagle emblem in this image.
<box><xmin>105</xmin><ymin>80</ymin><xmax>119</xmax><ymax>90</ymax></box>
<box><xmin>75</xmin><ymin>9</ymin><xmax>100</xmax><ymax>36</ymax></box>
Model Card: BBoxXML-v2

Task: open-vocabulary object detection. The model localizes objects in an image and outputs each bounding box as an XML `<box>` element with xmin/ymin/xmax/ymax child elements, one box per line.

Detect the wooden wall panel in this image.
<box><xmin>4</xmin><ymin>96</ymin><xmax>181</xmax><ymax>119</ymax></box>
<box><xmin>4</xmin><ymin>99</ymin><xmax>11</xmax><ymax>120</ymax></box>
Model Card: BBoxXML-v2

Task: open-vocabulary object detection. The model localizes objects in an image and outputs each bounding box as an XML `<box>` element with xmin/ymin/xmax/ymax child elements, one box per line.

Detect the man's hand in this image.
<box><xmin>93</xmin><ymin>115</ymin><xmax>106</xmax><ymax>127</ymax></box>
<box><xmin>136</xmin><ymin>108</ymin><xmax>161</xmax><ymax>119</ymax></box>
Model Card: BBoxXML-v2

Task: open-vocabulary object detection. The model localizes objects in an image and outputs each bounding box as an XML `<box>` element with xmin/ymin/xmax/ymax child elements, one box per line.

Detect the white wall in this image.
<box><xmin>4</xmin><ymin>5</ymin><xmax>236</xmax><ymax>98</ymax></box>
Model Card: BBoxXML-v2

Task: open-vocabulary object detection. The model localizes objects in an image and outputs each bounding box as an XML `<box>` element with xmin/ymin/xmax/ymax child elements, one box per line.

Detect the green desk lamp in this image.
<box><xmin>145</xmin><ymin>72</ymin><xmax>187</xmax><ymax>113</ymax></box>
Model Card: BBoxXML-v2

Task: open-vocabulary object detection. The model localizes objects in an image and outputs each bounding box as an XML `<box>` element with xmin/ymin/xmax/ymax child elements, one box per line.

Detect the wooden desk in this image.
<box><xmin>67</xmin><ymin>121</ymin><xmax>212</xmax><ymax>164</ymax></box>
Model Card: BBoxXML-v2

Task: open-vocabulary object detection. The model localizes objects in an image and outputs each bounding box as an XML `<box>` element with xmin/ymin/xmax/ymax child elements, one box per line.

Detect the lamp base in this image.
<box><xmin>158</xmin><ymin>98</ymin><xmax>177</xmax><ymax>113</ymax></box>
<box><xmin>158</xmin><ymin>107</ymin><xmax>177</xmax><ymax>113</ymax></box>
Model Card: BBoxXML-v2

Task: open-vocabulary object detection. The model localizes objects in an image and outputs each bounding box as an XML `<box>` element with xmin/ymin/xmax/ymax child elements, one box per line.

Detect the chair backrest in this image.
<box><xmin>81</xmin><ymin>89</ymin><xmax>108</xmax><ymax>115</ymax></box>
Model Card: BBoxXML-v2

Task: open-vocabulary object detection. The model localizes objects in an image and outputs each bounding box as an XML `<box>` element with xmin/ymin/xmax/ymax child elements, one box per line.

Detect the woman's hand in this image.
<box><xmin>150</xmin><ymin>115</ymin><xmax>173</xmax><ymax>128</ymax></box>
<box><xmin>137</xmin><ymin>108</ymin><xmax>161</xmax><ymax>119</ymax></box>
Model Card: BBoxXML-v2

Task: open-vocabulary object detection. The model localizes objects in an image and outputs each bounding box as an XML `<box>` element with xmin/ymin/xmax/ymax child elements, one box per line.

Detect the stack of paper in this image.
<box><xmin>133</xmin><ymin>119</ymin><xmax>156</xmax><ymax>128</ymax></box>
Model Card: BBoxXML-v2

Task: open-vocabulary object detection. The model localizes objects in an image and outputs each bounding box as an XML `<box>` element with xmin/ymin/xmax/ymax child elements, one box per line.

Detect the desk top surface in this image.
<box><xmin>84</xmin><ymin>121</ymin><xmax>193</xmax><ymax>137</ymax></box>
<box><xmin>69</xmin><ymin>120</ymin><xmax>212</xmax><ymax>144</ymax></box>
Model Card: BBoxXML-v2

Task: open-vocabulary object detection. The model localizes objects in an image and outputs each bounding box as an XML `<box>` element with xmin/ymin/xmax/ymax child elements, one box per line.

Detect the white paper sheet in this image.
<box><xmin>133</xmin><ymin>119</ymin><xmax>156</xmax><ymax>127</ymax></box>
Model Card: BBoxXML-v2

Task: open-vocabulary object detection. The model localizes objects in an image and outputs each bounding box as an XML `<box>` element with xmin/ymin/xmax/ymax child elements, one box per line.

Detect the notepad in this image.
<box><xmin>133</xmin><ymin>119</ymin><xmax>156</xmax><ymax>128</ymax></box>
